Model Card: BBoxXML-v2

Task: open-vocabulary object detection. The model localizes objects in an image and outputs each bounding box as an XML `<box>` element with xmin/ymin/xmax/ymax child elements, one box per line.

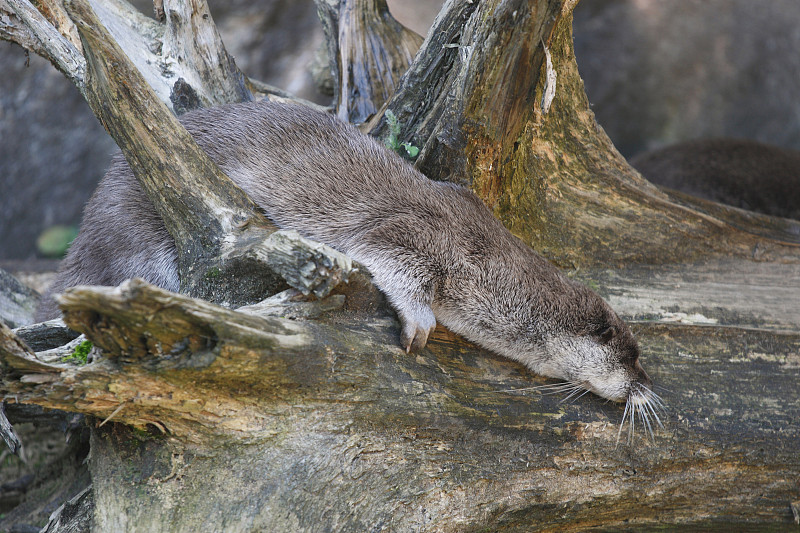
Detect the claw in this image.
<box><xmin>400</xmin><ymin>315</ymin><xmax>437</xmax><ymax>353</ymax></box>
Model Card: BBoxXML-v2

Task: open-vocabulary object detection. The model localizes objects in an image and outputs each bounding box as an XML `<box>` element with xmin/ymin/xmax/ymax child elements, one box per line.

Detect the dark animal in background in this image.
<box><xmin>631</xmin><ymin>138</ymin><xmax>800</xmax><ymax>220</ymax></box>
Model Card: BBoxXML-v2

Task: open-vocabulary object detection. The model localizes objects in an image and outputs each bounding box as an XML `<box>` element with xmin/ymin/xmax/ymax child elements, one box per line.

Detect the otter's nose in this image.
<box><xmin>634</xmin><ymin>359</ymin><xmax>652</xmax><ymax>387</ymax></box>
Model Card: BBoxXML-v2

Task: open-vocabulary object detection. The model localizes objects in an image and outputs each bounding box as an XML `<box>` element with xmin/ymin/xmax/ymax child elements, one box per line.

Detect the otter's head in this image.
<box><xmin>539</xmin><ymin>295</ymin><xmax>651</xmax><ymax>403</ymax></box>
<box><xmin>506</xmin><ymin>277</ymin><xmax>653</xmax><ymax>405</ymax></box>
<box><xmin>503</xmin><ymin>274</ymin><xmax>665</xmax><ymax>441</ymax></box>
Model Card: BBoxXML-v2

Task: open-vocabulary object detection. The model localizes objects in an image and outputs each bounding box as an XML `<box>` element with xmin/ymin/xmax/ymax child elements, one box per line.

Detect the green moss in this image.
<box><xmin>62</xmin><ymin>340</ymin><xmax>92</xmax><ymax>365</ymax></box>
<box><xmin>384</xmin><ymin>110</ymin><xmax>420</xmax><ymax>160</ymax></box>
<box><xmin>130</xmin><ymin>426</ymin><xmax>160</xmax><ymax>442</ymax></box>
<box><xmin>205</xmin><ymin>266</ymin><xmax>221</xmax><ymax>279</ymax></box>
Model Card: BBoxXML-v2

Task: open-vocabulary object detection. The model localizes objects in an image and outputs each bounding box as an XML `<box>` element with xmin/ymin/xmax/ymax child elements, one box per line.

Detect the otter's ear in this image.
<box><xmin>595</xmin><ymin>325</ymin><xmax>617</xmax><ymax>344</ymax></box>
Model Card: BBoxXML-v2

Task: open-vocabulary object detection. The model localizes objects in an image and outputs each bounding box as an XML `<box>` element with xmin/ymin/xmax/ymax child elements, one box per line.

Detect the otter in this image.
<box><xmin>39</xmin><ymin>101</ymin><xmax>657</xmax><ymax>412</ymax></box>
<box><xmin>631</xmin><ymin>138</ymin><xmax>800</xmax><ymax>220</ymax></box>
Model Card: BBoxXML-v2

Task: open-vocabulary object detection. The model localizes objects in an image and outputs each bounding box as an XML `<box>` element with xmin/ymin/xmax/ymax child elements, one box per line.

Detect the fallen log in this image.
<box><xmin>1</xmin><ymin>255</ymin><xmax>797</xmax><ymax>530</ymax></box>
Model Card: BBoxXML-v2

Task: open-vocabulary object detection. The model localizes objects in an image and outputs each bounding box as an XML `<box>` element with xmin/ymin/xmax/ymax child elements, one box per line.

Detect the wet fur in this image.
<box><xmin>39</xmin><ymin>101</ymin><xmax>651</xmax><ymax>403</ymax></box>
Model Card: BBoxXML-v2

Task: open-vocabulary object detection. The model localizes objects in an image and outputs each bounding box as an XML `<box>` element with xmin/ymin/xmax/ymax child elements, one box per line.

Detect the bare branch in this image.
<box><xmin>1</xmin><ymin>0</ymin><xmax>86</xmax><ymax>89</ymax></box>
<box><xmin>3</xmin><ymin>0</ymin><xmax>252</xmax><ymax>111</ymax></box>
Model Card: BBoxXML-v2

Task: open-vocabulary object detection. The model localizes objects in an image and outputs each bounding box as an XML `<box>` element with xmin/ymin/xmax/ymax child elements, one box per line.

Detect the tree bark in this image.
<box><xmin>0</xmin><ymin>0</ymin><xmax>321</xmax><ymax>108</ymax></box>
<box><xmin>0</xmin><ymin>0</ymin><xmax>86</xmax><ymax>88</ymax></box>
<box><xmin>60</xmin><ymin>0</ymin><xmax>358</xmax><ymax>308</ymax></box>
<box><xmin>315</xmin><ymin>0</ymin><xmax>423</xmax><ymax>124</ymax></box>
<box><xmin>1</xmin><ymin>273</ymin><xmax>798</xmax><ymax>531</ymax></box>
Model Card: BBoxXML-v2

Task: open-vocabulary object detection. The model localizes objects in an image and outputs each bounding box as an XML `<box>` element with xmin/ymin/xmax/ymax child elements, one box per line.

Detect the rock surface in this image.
<box><xmin>0</xmin><ymin>267</ymin><xmax>39</xmax><ymax>328</ymax></box>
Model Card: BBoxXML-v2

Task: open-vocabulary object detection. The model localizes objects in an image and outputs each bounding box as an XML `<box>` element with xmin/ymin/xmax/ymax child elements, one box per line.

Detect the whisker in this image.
<box><xmin>616</xmin><ymin>397</ymin><xmax>630</xmax><ymax>446</ymax></box>
<box><xmin>560</xmin><ymin>390</ymin><xmax>581</xmax><ymax>402</ymax></box>
<box><xmin>534</xmin><ymin>384</ymin><xmax>584</xmax><ymax>397</ymax></box>
<box><xmin>634</xmin><ymin>385</ymin><xmax>668</xmax><ymax>421</ymax></box>
<box><xmin>654</xmin><ymin>383</ymin><xmax>674</xmax><ymax>394</ymax></box>
<box><xmin>615</xmin><ymin>383</ymin><xmax>669</xmax><ymax>445</ymax></box>
<box><xmin>652</xmin><ymin>394</ymin><xmax>668</xmax><ymax>413</ymax></box>
<box><xmin>628</xmin><ymin>396</ymin><xmax>635</xmax><ymax>443</ymax></box>
<box><xmin>638</xmin><ymin>401</ymin><xmax>655</xmax><ymax>442</ymax></box>
<box><xmin>638</xmin><ymin>383</ymin><xmax>667</xmax><ymax>409</ymax></box>
<box><xmin>494</xmin><ymin>381</ymin><xmax>580</xmax><ymax>394</ymax></box>
<box><xmin>530</xmin><ymin>382</ymin><xmax>581</xmax><ymax>391</ymax></box>
<box><xmin>494</xmin><ymin>379</ymin><xmax>669</xmax><ymax>446</ymax></box>
<box><xmin>652</xmin><ymin>398</ymin><xmax>668</xmax><ymax>414</ymax></box>
<box><xmin>560</xmin><ymin>387</ymin><xmax>590</xmax><ymax>404</ymax></box>
<box><xmin>643</xmin><ymin>397</ymin><xmax>665</xmax><ymax>428</ymax></box>
<box><xmin>575</xmin><ymin>389</ymin><xmax>591</xmax><ymax>401</ymax></box>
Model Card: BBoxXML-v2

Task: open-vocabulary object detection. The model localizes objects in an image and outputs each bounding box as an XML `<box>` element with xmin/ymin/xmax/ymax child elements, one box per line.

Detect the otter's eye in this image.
<box><xmin>595</xmin><ymin>325</ymin><xmax>617</xmax><ymax>344</ymax></box>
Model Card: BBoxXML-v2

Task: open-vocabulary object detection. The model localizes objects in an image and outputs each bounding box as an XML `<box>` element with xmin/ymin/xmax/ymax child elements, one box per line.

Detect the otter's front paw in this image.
<box><xmin>398</xmin><ymin>307</ymin><xmax>437</xmax><ymax>353</ymax></box>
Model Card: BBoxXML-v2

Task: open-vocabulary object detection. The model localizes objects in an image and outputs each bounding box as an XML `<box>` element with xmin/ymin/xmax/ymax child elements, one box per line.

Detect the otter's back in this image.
<box><xmin>37</xmin><ymin>101</ymin><xmax>444</xmax><ymax>319</ymax></box>
<box><xmin>180</xmin><ymin>102</ymin><xmax>444</xmax><ymax>249</ymax></box>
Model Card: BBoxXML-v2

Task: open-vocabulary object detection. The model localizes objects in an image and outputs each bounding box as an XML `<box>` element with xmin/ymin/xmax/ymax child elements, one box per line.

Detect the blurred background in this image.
<box><xmin>2</xmin><ymin>0</ymin><xmax>799</xmax><ymax>263</ymax></box>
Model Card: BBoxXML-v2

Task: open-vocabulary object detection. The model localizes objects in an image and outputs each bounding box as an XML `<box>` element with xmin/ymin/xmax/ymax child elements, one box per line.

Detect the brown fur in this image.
<box><xmin>39</xmin><ymin>101</ymin><xmax>650</xmax><ymax>402</ymax></box>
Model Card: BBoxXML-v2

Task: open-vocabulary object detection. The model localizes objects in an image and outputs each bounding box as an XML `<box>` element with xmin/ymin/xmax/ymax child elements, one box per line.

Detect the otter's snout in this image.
<box><xmin>632</xmin><ymin>358</ymin><xmax>652</xmax><ymax>389</ymax></box>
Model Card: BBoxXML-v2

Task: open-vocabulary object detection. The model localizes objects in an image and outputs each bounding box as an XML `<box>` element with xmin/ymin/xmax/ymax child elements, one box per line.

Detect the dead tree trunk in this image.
<box><xmin>368</xmin><ymin>0</ymin><xmax>800</xmax><ymax>267</ymax></box>
<box><xmin>1</xmin><ymin>0</ymin><xmax>799</xmax><ymax>531</ymax></box>
<box><xmin>315</xmin><ymin>0</ymin><xmax>424</xmax><ymax>124</ymax></box>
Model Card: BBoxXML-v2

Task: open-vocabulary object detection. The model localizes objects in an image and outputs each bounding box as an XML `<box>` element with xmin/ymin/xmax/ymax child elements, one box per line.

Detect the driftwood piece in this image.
<box><xmin>0</xmin><ymin>0</ymin><xmax>331</xmax><ymax>110</ymax></box>
<box><xmin>0</xmin><ymin>0</ymin><xmax>86</xmax><ymax>88</ymax></box>
<box><xmin>369</xmin><ymin>0</ymin><xmax>562</xmax><ymax>181</ymax></box>
<box><xmin>59</xmin><ymin>1</ymin><xmax>352</xmax><ymax>309</ymax></box>
<box><xmin>0</xmin><ymin>402</ymin><xmax>21</xmax><ymax>454</ymax></box>
<box><xmin>1</xmin><ymin>0</ymin><xmax>798</xmax><ymax>529</ymax></box>
<box><xmin>1</xmin><ymin>0</ymin><xmax>250</xmax><ymax>109</ymax></box>
<box><xmin>581</xmin><ymin>258</ymin><xmax>800</xmax><ymax>331</ymax></box>
<box><xmin>39</xmin><ymin>485</ymin><xmax>94</xmax><ymax>533</ymax></box>
<box><xmin>0</xmin><ymin>401</ymin><xmax>91</xmax><ymax>533</ymax></box>
<box><xmin>0</xmin><ymin>267</ymin><xmax>39</xmax><ymax>328</ymax></box>
<box><xmin>227</xmin><ymin>229</ymin><xmax>354</xmax><ymax>301</ymax></box>
<box><xmin>61</xmin><ymin>0</ymin><xmax>302</xmax><ymax>307</ymax></box>
<box><xmin>11</xmin><ymin>318</ymin><xmax>80</xmax><ymax>352</ymax></box>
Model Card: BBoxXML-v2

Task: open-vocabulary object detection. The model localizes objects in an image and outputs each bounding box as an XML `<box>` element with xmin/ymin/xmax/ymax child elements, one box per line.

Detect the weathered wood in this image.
<box><xmin>369</xmin><ymin>0</ymin><xmax>563</xmax><ymax>181</ymax></box>
<box><xmin>0</xmin><ymin>0</ymin><xmax>86</xmax><ymax>89</ymax></box>
<box><xmin>2</xmin><ymin>0</ymin><xmax>799</xmax><ymax>530</ymax></box>
<box><xmin>315</xmin><ymin>0</ymin><xmax>423</xmax><ymax>123</ymax></box>
<box><xmin>39</xmin><ymin>485</ymin><xmax>94</xmax><ymax>533</ymax></box>
<box><xmin>0</xmin><ymin>403</ymin><xmax>91</xmax><ymax>533</ymax></box>
<box><xmin>1</xmin><ymin>0</ymin><xmax>251</xmax><ymax>110</ymax></box>
<box><xmin>2</xmin><ymin>0</ymin><xmax>345</xmax><ymax>311</ymax></box>
<box><xmin>1</xmin><ymin>0</ymin><xmax>315</xmax><ymax>109</ymax></box>
<box><xmin>11</xmin><ymin>318</ymin><xmax>80</xmax><ymax>352</ymax></box>
<box><xmin>1</xmin><ymin>278</ymin><xmax>387</xmax><ymax>439</ymax></box>
<box><xmin>0</xmin><ymin>267</ymin><xmax>39</xmax><ymax>328</ymax></box>
<box><xmin>578</xmin><ymin>258</ymin><xmax>800</xmax><ymax>331</ymax></box>
<box><xmin>61</xmin><ymin>0</ymin><xmax>289</xmax><ymax>306</ymax></box>
<box><xmin>0</xmin><ymin>321</ymin><xmax>42</xmax><ymax>372</ymax></box>
<box><xmin>226</xmin><ymin>229</ymin><xmax>354</xmax><ymax>300</ymax></box>
<box><xmin>0</xmin><ymin>269</ymin><xmax>797</xmax><ymax>530</ymax></box>
<box><xmin>156</xmin><ymin>0</ymin><xmax>251</xmax><ymax>107</ymax></box>
<box><xmin>0</xmin><ymin>403</ymin><xmax>21</xmax><ymax>454</ymax></box>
